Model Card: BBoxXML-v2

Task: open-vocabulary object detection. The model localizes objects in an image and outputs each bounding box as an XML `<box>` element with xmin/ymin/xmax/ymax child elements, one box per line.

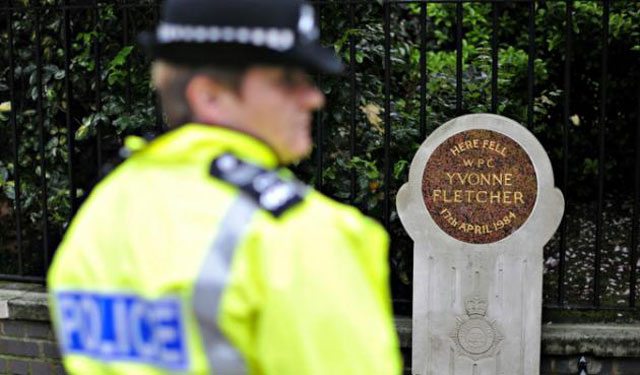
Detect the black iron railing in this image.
<box><xmin>0</xmin><ymin>0</ymin><xmax>639</xmax><ymax>317</ymax></box>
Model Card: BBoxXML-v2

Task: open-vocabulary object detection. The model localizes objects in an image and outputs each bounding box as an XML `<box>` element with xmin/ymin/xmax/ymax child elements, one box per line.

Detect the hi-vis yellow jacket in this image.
<box><xmin>47</xmin><ymin>124</ymin><xmax>402</xmax><ymax>375</ymax></box>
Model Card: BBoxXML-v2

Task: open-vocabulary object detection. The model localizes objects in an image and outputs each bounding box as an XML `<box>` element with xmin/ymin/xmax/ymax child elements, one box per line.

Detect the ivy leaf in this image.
<box><xmin>393</xmin><ymin>160</ymin><xmax>408</xmax><ymax>180</ymax></box>
<box><xmin>0</xmin><ymin>167</ymin><xmax>8</xmax><ymax>186</ymax></box>
<box><xmin>3</xmin><ymin>181</ymin><xmax>15</xmax><ymax>200</ymax></box>
<box><xmin>76</xmin><ymin>116</ymin><xmax>96</xmax><ymax>141</ymax></box>
<box><xmin>109</xmin><ymin>46</ymin><xmax>134</xmax><ymax>69</ymax></box>
<box><xmin>570</xmin><ymin>114</ymin><xmax>580</xmax><ymax>127</ymax></box>
<box><xmin>106</xmin><ymin>46</ymin><xmax>134</xmax><ymax>86</ymax></box>
<box><xmin>360</xmin><ymin>103</ymin><xmax>384</xmax><ymax>134</ymax></box>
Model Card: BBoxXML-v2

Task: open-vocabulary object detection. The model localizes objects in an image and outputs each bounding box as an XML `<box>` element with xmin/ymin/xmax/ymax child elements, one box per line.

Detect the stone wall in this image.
<box><xmin>0</xmin><ymin>283</ymin><xmax>64</xmax><ymax>375</ymax></box>
<box><xmin>395</xmin><ymin>317</ymin><xmax>640</xmax><ymax>375</ymax></box>
<box><xmin>1</xmin><ymin>283</ymin><xmax>639</xmax><ymax>375</ymax></box>
<box><xmin>0</xmin><ymin>320</ymin><xmax>64</xmax><ymax>375</ymax></box>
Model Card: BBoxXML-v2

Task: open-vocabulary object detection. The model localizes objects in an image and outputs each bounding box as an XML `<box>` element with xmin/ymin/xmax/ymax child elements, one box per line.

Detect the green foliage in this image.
<box><xmin>303</xmin><ymin>2</ymin><xmax>640</xmax><ymax>300</ymax></box>
<box><xmin>0</xmin><ymin>2</ymin><xmax>639</xmax><ymax>289</ymax></box>
<box><xmin>0</xmin><ymin>3</ymin><xmax>159</xmax><ymax>272</ymax></box>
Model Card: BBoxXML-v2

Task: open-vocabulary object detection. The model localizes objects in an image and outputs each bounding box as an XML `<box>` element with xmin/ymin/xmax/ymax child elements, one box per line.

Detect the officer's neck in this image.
<box><xmin>188</xmin><ymin>121</ymin><xmax>284</xmax><ymax>166</ymax></box>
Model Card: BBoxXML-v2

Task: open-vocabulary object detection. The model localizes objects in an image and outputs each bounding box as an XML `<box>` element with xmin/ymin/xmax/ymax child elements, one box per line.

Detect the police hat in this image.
<box><xmin>138</xmin><ymin>0</ymin><xmax>343</xmax><ymax>74</ymax></box>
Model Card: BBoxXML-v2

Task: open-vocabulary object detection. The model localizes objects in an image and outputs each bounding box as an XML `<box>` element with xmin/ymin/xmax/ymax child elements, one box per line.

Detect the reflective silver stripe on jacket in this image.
<box><xmin>193</xmin><ymin>196</ymin><xmax>257</xmax><ymax>375</ymax></box>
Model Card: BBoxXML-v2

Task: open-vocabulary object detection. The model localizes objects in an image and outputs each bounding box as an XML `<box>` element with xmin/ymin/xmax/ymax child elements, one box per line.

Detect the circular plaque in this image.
<box><xmin>422</xmin><ymin>129</ymin><xmax>537</xmax><ymax>244</ymax></box>
<box><xmin>457</xmin><ymin>319</ymin><xmax>495</xmax><ymax>355</ymax></box>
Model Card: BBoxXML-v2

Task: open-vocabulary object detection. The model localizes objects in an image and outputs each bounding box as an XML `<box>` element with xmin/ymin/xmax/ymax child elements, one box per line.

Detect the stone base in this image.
<box><xmin>396</xmin><ymin>317</ymin><xmax>640</xmax><ymax>375</ymax></box>
<box><xmin>542</xmin><ymin>356</ymin><xmax>640</xmax><ymax>375</ymax></box>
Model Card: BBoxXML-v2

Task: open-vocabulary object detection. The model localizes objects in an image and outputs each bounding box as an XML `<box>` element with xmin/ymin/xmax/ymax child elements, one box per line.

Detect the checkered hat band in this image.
<box><xmin>157</xmin><ymin>23</ymin><xmax>296</xmax><ymax>52</ymax></box>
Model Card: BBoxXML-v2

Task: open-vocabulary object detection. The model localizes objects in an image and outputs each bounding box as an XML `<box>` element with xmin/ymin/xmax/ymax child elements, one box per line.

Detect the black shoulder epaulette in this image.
<box><xmin>209</xmin><ymin>153</ymin><xmax>307</xmax><ymax>217</ymax></box>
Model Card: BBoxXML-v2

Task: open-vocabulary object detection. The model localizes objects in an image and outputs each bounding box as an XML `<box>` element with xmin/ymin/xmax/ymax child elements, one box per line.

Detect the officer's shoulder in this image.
<box><xmin>305</xmin><ymin>190</ymin><xmax>379</xmax><ymax>227</ymax></box>
<box><xmin>73</xmin><ymin>135</ymin><xmax>154</xmax><ymax>204</ymax></box>
<box><xmin>208</xmin><ymin>153</ymin><xmax>374</xmax><ymax>225</ymax></box>
<box><xmin>275</xmin><ymin>179</ymin><xmax>380</xmax><ymax>233</ymax></box>
<box><xmin>209</xmin><ymin>153</ymin><xmax>307</xmax><ymax>218</ymax></box>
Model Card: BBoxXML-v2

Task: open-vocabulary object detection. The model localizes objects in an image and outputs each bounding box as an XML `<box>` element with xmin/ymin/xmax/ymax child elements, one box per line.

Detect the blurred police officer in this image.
<box><xmin>47</xmin><ymin>0</ymin><xmax>402</xmax><ymax>374</ymax></box>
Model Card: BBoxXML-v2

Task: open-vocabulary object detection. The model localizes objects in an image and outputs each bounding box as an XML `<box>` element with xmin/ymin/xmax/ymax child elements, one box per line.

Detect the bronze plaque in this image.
<box><xmin>422</xmin><ymin>129</ymin><xmax>537</xmax><ymax>244</ymax></box>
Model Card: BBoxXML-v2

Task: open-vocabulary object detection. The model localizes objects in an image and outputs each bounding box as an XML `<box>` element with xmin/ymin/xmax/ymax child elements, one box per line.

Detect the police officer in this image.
<box><xmin>47</xmin><ymin>0</ymin><xmax>402</xmax><ymax>374</ymax></box>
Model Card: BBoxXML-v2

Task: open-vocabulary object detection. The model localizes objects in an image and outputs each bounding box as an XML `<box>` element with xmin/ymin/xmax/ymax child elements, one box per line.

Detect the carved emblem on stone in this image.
<box><xmin>450</xmin><ymin>295</ymin><xmax>503</xmax><ymax>361</ymax></box>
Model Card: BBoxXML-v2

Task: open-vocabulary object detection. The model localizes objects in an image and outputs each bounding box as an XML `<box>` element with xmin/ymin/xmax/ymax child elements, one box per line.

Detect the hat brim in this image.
<box><xmin>138</xmin><ymin>31</ymin><xmax>344</xmax><ymax>74</ymax></box>
<box><xmin>287</xmin><ymin>42</ymin><xmax>344</xmax><ymax>75</ymax></box>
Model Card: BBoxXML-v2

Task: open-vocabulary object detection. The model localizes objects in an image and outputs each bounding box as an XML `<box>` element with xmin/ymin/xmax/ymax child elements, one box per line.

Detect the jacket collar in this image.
<box><xmin>141</xmin><ymin>123</ymin><xmax>280</xmax><ymax>168</ymax></box>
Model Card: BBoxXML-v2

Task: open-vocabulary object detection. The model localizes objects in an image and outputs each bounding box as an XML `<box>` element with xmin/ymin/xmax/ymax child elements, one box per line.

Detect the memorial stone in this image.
<box><xmin>397</xmin><ymin>114</ymin><xmax>564</xmax><ymax>375</ymax></box>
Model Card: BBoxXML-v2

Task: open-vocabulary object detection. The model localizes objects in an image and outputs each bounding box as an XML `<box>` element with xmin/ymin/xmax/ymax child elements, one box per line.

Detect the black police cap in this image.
<box><xmin>138</xmin><ymin>0</ymin><xmax>343</xmax><ymax>74</ymax></box>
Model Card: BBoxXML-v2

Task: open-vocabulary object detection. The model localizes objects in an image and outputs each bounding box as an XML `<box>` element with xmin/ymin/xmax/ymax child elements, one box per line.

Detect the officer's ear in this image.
<box><xmin>185</xmin><ymin>75</ymin><xmax>238</xmax><ymax>125</ymax></box>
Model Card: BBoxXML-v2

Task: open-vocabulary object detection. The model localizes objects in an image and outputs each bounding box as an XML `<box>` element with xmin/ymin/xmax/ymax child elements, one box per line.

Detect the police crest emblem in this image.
<box><xmin>450</xmin><ymin>295</ymin><xmax>503</xmax><ymax>361</ymax></box>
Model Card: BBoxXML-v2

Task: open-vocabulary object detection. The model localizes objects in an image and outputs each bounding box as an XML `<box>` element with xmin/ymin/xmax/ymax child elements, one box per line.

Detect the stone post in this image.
<box><xmin>397</xmin><ymin>114</ymin><xmax>564</xmax><ymax>375</ymax></box>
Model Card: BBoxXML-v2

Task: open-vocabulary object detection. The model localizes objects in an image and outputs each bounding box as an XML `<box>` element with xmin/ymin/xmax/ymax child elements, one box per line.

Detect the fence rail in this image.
<box><xmin>1</xmin><ymin>0</ymin><xmax>639</xmax><ymax>317</ymax></box>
